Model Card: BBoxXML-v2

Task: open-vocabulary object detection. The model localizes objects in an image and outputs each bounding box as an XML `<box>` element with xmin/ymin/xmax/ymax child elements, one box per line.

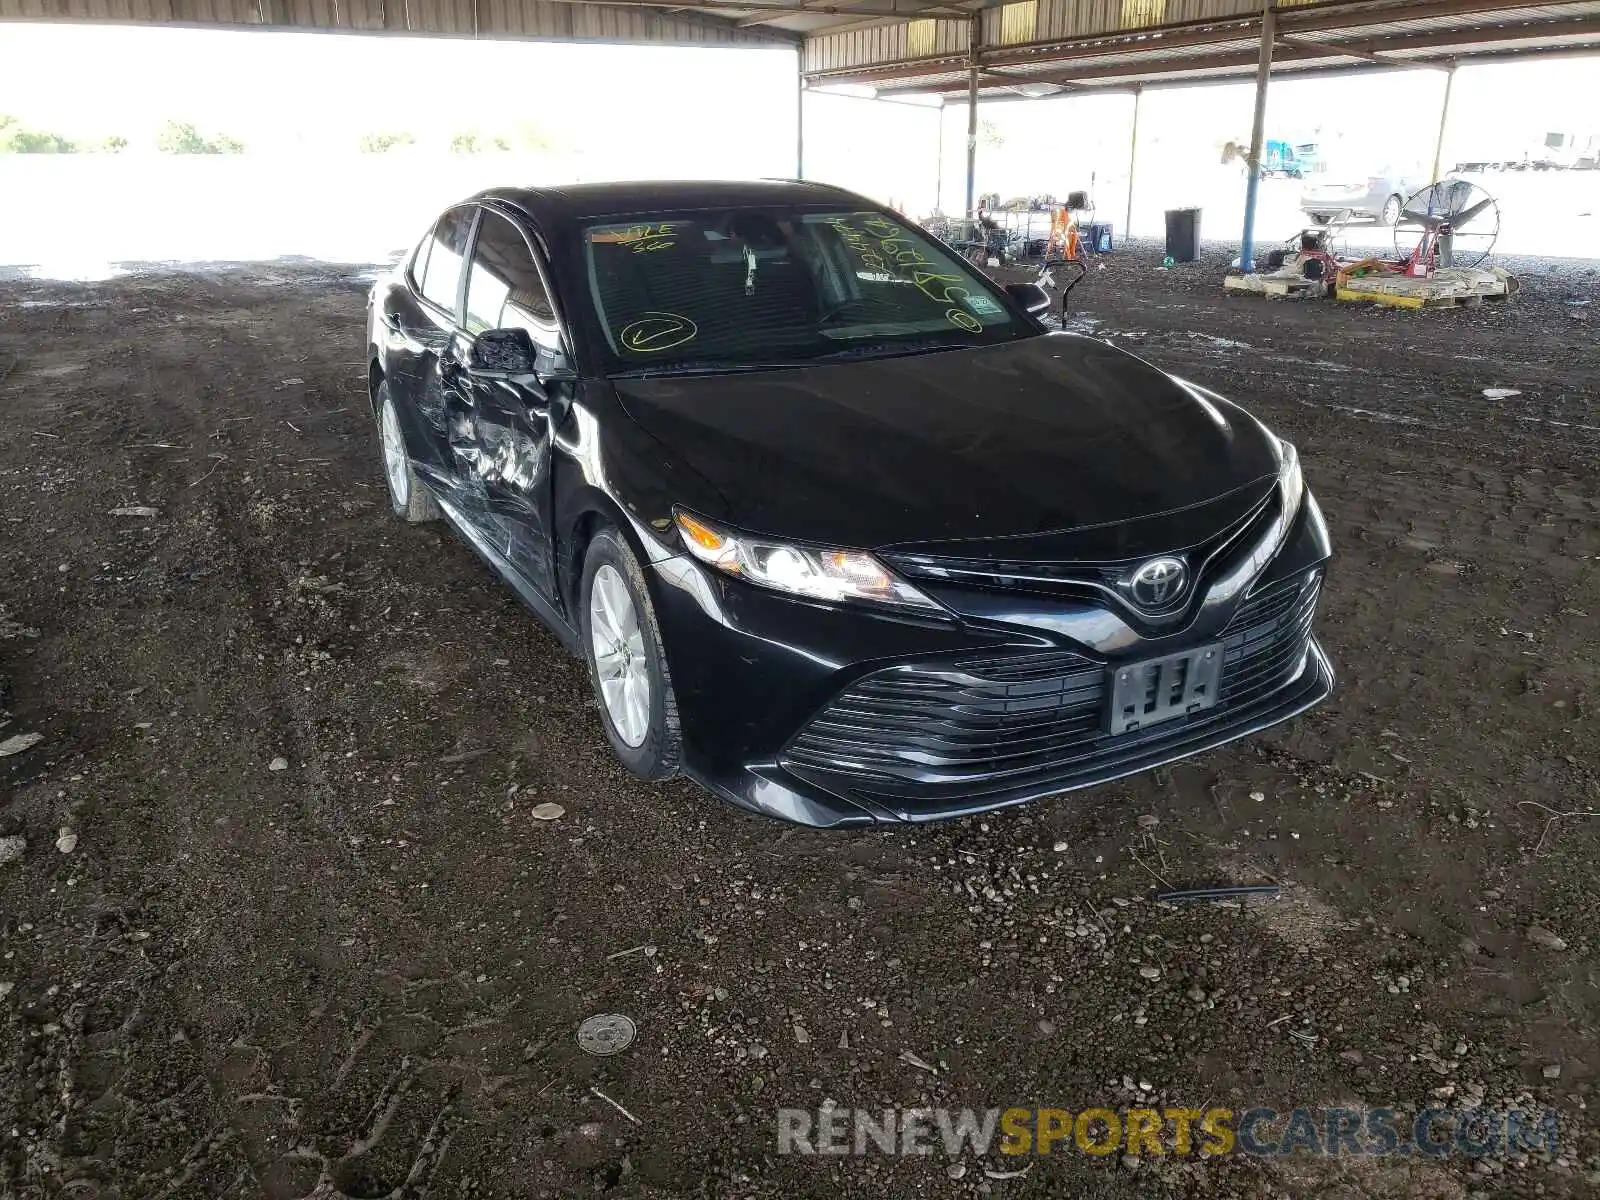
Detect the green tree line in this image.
<box><xmin>0</xmin><ymin>117</ymin><xmax>244</xmax><ymax>154</ymax></box>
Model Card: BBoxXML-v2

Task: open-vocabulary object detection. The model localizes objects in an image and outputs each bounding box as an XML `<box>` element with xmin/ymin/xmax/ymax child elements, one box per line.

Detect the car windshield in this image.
<box><xmin>576</xmin><ymin>207</ymin><xmax>1034</xmax><ymax>374</ymax></box>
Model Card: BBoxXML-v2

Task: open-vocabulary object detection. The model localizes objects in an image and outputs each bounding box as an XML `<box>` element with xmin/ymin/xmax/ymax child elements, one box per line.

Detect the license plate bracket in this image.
<box><xmin>1106</xmin><ymin>642</ymin><xmax>1223</xmax><ymax>735</ymax></box>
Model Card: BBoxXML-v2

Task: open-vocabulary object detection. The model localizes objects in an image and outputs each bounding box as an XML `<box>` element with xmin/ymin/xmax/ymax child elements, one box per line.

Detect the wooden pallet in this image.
<box><xmin>1333</xmin><ymin>267</ymin><xmax>1515</xmax><ymax>310</ymax></box>
<box><xmin>1224</xmin><ymin>272</ymin><xmax>1325</xmax><ymax>299</ymax></box>
<box><xmin>1334</xmin><ymin>285</ymin><xmax>1507</xmax><ymax>309</ymax></box>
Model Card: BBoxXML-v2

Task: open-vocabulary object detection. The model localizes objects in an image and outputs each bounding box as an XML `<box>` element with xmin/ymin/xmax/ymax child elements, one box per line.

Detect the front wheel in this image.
<box><xmin>376</xmin><ymin>382</ymin><xmax>439</xmax><ymax>523</ymax></box>
<box><xmin>580</xmin><ymin>528</ymin><xmax>682</xmax><ymax>780</ymax></box>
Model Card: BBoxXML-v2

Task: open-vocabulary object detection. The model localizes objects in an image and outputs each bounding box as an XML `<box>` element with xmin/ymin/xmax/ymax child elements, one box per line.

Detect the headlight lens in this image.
<box><xmin>674</xmin><ymin>511</ymin><xmax>941</xmax><ymax>612</ymax></box>
<box><xmin>1278</xmin><ymin>438</ymin><xmax>1305</xmax><ymax>519</ymax></box>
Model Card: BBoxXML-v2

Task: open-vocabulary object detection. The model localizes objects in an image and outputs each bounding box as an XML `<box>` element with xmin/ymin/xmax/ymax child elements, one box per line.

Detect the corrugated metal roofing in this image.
<box><xmin>0</xmin><ymin>0</ymin><xmax>800</xmax><ymax>45</ymax></box>
<box><xmin>805</xmin><ymin>0</ymin><xmax>1600</xmax><ymax>92</ymax></box>
<box><xmin>3</xmin><ymin>0</ymin><xmax>1597</xmax><ymax>83</ymax></box>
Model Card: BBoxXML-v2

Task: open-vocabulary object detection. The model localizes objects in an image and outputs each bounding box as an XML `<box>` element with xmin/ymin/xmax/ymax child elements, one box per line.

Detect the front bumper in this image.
<box><xmin>646</xmin><ymin>494</ymin><xmax>1333</xmax><ymax>828</ymax></box>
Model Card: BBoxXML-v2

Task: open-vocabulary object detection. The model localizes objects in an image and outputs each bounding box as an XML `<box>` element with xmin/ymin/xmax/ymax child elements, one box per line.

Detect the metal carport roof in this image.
<box><xmin>800</xmin><ymin>0</ymin><xmax>1600</xmax><ymax>96</ymax></box>
<box><xmin>4</xmin><ymin>0</ymin><xmax>1595</xmax><ymax>87</ymax></box>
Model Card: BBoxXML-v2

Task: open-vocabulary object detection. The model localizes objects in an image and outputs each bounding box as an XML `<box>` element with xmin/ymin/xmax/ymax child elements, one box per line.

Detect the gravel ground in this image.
<box><xmin>0</xmin><ymin>241</ymin><xmax>1597</xmax><ymax>1199</ymax></box>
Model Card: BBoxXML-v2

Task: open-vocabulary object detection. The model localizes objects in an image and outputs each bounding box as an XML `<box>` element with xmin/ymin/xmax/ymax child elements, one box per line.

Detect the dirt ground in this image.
<box><xmin>1</xmin><ymin>242</ymin><xmax>1597</xmax><ymax>1200</ymax></box>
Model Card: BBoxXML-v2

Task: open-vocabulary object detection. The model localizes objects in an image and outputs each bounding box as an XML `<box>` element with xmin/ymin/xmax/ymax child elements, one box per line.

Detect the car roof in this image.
<box><xmin>475</xmin><ymin>179</ymin><xmax>874</xmax><ymax>226</ymax></box>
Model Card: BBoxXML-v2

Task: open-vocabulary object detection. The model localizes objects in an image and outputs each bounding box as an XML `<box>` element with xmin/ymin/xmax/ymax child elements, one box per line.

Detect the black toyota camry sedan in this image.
<box><xmin>366</xmin><ymin>180</ymin><xmax>1332</xmax><ymax>827</ymax></box>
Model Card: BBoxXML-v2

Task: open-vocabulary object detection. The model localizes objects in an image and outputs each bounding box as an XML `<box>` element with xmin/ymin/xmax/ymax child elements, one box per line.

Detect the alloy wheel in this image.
<box><xmin>379</xmin><ymin>397</ymin><xmax>409</xmax><ymax>508</ymax></box>
<box><xmin>589</xmin><ymin>564</ymin><xmax>651</xmax><ymax>748</ymax></box>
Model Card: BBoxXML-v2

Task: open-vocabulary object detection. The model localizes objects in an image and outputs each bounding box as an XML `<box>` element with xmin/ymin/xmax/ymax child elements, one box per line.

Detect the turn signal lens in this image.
<box><xmin>676</xmin><ymin>512</ymin><xmax>728</xmax><ymax>553</ymax></box>
<box><xmin>672</xmin><ymin>510</ymin><xmax>941</xmax><ymax>612</ymax></box>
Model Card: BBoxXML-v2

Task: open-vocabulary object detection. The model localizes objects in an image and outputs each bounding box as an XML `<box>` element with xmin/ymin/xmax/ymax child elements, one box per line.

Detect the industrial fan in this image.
<box><xmin>1392</xmin><ymin>179</ymin><xmax>1501</xmax><ymax>271</ymax></box>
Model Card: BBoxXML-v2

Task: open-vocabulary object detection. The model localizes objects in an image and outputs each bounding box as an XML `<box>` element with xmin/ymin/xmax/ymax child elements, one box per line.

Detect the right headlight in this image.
<box><xmin>673</xmin><ymin>510</ymin><xmax>941</xmax><ymax>613</ymax></box>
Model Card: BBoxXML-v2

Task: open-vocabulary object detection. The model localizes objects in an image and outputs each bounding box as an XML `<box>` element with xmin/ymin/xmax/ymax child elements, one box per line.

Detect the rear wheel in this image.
<box><xmin>376</xmin><ymin>382</ymin><xmax>439</xmax><ymax>523</ymax></box>
<box><xmin>580</xmin><ymin>527</ymin><xmax>681</xmax><ymax>780</ymax></box>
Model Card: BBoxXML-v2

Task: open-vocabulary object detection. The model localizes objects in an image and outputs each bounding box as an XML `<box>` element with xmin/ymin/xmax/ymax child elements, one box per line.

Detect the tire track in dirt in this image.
<box><xmin>1</xmin><ymin>270</ymin><xmax>454</xmax><ymax>1199</ymax></box>
<box><xmin>112</xmin><ymin>274</ymin><xmax>477</xmax><ymax>1198</ymax></box>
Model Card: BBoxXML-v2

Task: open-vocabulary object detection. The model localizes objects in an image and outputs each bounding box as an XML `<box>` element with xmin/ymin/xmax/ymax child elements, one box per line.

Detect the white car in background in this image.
<box><xmin>1301</xmin><ymin>163</ymin><xmax>1423</xmax><ymax>225</ymax></box>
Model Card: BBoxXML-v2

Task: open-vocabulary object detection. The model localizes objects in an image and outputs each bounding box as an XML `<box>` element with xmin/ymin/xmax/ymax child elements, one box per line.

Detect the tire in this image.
<box><xmin>580</xmin><ymin>527</ymin><xmax>682</xmax><ymax>781</ymax></box>
<box><xmin>1380</xmin><ymin>194</ymin><xmax>1403</xmax><ymax>226</ymax></box>
<box><xmin>376</xmin><ymin>381</ymin><xmax>439</xmax><ymax>523</ymax></box>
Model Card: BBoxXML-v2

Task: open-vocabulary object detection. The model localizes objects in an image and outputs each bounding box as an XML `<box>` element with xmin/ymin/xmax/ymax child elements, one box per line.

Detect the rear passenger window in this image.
<box><xmin>465</xmin><ymin>211</ymin><xmax>556</xmax><ymax>339</ymax></box>
<box><xmin>419</xmin><ymin>207</ymin><xmax>475</xmax><ymax>314</ymax></box>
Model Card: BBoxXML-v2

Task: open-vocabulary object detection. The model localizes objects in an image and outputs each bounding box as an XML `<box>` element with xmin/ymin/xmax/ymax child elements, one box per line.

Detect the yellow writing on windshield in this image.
<box><xmin>828</xmin><ymin>218</ymin><xmax>887</xmax><ymax>274</ymax></box>
<box><xmin>591</xmin><ymin>223</ymin><xmax>677</xmax><ymax>253</ymax></box>
<box><xmin>832</xmin><ymin>214</ymin><xmax>985</xmax><ymax>334</ymax></box>
<box><xmin>620</xmin><ymin>311</ymin><xmax>698</xmax><ymax>353</ymax></box>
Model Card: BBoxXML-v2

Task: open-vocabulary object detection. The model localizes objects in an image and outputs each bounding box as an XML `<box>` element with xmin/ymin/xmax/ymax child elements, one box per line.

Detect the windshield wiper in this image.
<box><xmin>610</xmin><ymin>359</ymin><xmax>795</xmax><ymax>378</ymax></box>
<box><xmin>810</xmin><ymin>340</ymin><xmax>984</xmax><ymax>363</ymax></box>
<box><xmin>611</xmin><ymin>340</ymin><xmax>989</xmax><ymax>378</ymax></box>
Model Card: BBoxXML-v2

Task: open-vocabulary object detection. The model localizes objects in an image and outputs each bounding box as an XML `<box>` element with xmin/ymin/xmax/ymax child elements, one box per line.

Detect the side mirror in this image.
<box><xmin>1003</xmin><ymin>281</ymin><xmax>1053</xmax><ymax>317</ymax></box>
<box><xmin>467</xmin><ymin>327</ymin><xmax>539</xmax><ymax>379</ymax></box>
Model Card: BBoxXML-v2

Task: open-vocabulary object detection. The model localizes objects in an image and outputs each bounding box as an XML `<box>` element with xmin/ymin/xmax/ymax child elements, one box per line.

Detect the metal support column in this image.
<box><xmin>795</xmin><ymin>54</ymin><xmax>806</xmax><ymax>179</ymax></box>
<box><xmin>964</xmin><ymin>14</ymin><xmax>980</xmax><ymax>220</ymax></box>
<box><xmin>1430</xmin><ymin>63</ymin><xmax>1457</xmax><ymax>182</ymax></box>
<box><xmin>935</xmin><ymin>103</ymin><xmax>945</xmax><ymax>214</ymax></box>
<box><xmin>1238</xmin><ymin>3</ymin><xmax>1275</xmax><ymax>274</ymax></box>
<box><xmin>1124</xmin><ymin>85</ymin><xmax>1142</xmax><ymax>240</ymax></box>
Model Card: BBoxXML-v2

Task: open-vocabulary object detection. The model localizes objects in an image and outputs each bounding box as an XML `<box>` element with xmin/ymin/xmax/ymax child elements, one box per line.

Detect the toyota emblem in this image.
<box><xmin>1128</xmin><ymin>556</ymin><xmax>1188</xmax><ymax>609</ymax></box>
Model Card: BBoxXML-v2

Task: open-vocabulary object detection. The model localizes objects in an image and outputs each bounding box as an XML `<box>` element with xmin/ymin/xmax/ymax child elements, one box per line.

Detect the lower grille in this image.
<box><xmin>782</xmin><ymin>571</ymin><xmax>1321</xmax><ymax>801</ymax></box>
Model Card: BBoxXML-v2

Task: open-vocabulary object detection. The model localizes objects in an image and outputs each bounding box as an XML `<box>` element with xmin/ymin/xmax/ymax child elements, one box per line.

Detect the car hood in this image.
<box><xmin>610</xmin><ymin>333</ymin><xmax>1280</xmax><ymax>553</ymax></box>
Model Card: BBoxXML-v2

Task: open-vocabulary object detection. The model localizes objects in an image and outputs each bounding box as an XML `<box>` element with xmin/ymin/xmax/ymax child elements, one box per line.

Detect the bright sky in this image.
<box><xmin>6</xmin><ymin>22</ymin><xmax>1594</xmax><ymax>162</ymax></box>
<box><xmin>0</xmin><ymin>23</ymin><xmax>1595</xmax><ymax>266</ymax></box>
<box><xmin>0</xmin><ymin>23</ymin><xmax>801</xmax><ymax>172</ymax></box>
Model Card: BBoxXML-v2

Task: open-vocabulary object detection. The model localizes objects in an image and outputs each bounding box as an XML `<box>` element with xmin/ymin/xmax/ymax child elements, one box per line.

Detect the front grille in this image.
<box><xmin>782</xmin><ymin>571</ymin><xmax>1321</xmax><ymax>801</ymax></box>
<box><xmin>883</xmin><ymin>487</ymin><xmax>1279</xmax><ymax>610</ymax></box>
<box><xmin>1221</xmin><ymin>573</ymin><xmax>1317</xmax><ymax>704</ymax></box>
<box><xmin>781</xmin><ymin>648</ymin><xmax>1106</xmax><ymax>782</ymax></box>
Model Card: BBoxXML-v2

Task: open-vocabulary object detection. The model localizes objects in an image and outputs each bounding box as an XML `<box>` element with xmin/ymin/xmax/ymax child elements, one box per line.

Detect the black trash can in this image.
<box><xmin>1164</xmin><ymin>208</ymin><xmax>1201</xmax><ymax>263</ymax></box>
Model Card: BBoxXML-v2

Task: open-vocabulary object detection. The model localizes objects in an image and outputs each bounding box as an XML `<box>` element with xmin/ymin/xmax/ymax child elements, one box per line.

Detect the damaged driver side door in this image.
<box><xmin>386</xmin><ymin>206</ymin><xmax>477</xmax><ymax>497</ymax></box>
<box><xmin>449</xmin><ymin>207</ymin><xmax>569</xmax><ymax>601</ymax></box>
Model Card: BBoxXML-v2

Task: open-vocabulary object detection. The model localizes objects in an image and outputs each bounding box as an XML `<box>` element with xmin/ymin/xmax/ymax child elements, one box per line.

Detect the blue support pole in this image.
<box><xmin>1239</xmin><ymin>3</ymin><xmax>1276</xmax><ymax>274</ymax></box>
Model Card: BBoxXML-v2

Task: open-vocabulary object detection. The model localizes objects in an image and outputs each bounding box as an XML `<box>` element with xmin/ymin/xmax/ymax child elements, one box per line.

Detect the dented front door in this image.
<box><xmin>455</xmin><ymin>208</ymin><xmax>567</xmax><ymax>599</ymax></box>
<box><xmin>438</xmin><ymin>330</ymin><xmax>499</xmax><ymax>533</ymax></box>
<box><xmin>395</xmin><ymin>206</ymin><xmax>478</xmax><ymax>496</ymax></box>
<box><xmin>462</xmin><ymin>367</ymin><xmax>555</xmax><ymax>597</ymax></box>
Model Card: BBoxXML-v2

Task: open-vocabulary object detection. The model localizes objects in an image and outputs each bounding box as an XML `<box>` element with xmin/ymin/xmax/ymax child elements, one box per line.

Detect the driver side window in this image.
<box><xmin>464</xmin><ymin>210</ymin><xmax>559</xmax><ymax>348</ymax></box>
<box><xmin>419</xmin><ymin>206</ymin><xmax>476</xmax><ymax>315</ymax></box>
